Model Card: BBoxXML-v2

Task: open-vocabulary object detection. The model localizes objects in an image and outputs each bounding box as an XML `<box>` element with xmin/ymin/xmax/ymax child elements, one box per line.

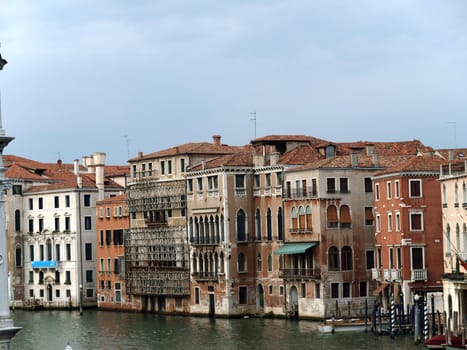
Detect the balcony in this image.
<box><xmin>235</xmin><ymin>188</ymin><xmax>246</xmax><ymax>197</ymax></box>
<box><xmin>279</xmin><ymin>268</ymin><xmax>321</xmax><ymax>280</ymax></box>
<box><xmin>189</xmin><ymin>237</ymin><xmax>220</xmax><ymax>246</ymax></box>
<box><xmin>371</xmin><ymin>268</ymin><xmax>382</xmax><ymax>281</ymax></box>
<box><xmin>283</xmin><ymin>187</ymin><xmax>318</xmax><ymax>200</ymax></box>
<box><xmin>411</xmin><ymin>269</ymin><xmax>427</xmax><ymax>281</ymax></box>
<box><xmin>390</xmin><ymin>269</ymin><xmax>402</xmax><ymax>281</ymax></box>
<box><xmin>192</xmin><ymin>272</ymin><xmax>219</xmax><ymax>282</ymax></box>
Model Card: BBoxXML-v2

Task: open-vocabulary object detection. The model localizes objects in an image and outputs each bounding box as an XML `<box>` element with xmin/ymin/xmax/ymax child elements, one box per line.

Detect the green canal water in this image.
<box><xmin>11</xmin><ymin>310</ymin><xmax>425</xmax><ymax>350</ymax></box>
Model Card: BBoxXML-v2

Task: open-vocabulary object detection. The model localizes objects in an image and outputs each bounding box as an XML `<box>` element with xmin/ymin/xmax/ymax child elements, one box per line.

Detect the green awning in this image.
<box><xmin>274</xmin><ymin>242</ymin><xmax>317</xmax><ymax>255</ymax></box>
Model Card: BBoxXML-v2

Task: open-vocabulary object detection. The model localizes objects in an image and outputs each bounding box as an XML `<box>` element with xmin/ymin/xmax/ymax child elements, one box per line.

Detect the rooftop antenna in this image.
<box><xmin>122</xmin><ymin>135</ymin><xmax>130</xmax><ymax>159</ymax></box>
<box><xmin>250</xmin><ymin>111</ymin><xmax>256</xmax><ymax>139</ymax></box>
<box><xmin>447</xmin><ymin>121</ymin><xmax>457</xmax><ymax>149</ymax></box>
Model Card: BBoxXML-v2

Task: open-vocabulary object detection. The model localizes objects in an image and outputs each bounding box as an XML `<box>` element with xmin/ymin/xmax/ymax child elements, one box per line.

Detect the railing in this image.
<box><xmin>283</xmin><ymin>187</ymin><xmax>318</xmax><ymax>200</ymax></box>
<box><xmin>289</xmin><ymin>227</ymin><xmax>312</xmax><ymax>234</ymax></box>
<box><xmin>411</xmin><ymin>269</ymin><xmax>427</xmax><ymax>281</ymax></box>
<box><xmin>383</xmin><ymin>269</ymin><xmax>390</xmax><ymax>281</ymax></box>
<box><xmin>192</xmin><ymin>272</ymin><xmax>219</xmax><ymax>281</ymax></box>
<box><xmin>235</xmin><ymin>188</ymin><xmax>247</xmax><ymax>197</ymax></box>
<box><xmin>279</xmin><ymin>268</ymin><xmax>321</xmax><ymax>279</ymax></box>
<box><xmin>371</xmin><ymin>268</ymin><xmax>381</xmax><ymax>281</ymax></box>
<box><xmin>189</xmin><ymin>237</ymin><xmax>221</xmax><ymax>246</ymax></box>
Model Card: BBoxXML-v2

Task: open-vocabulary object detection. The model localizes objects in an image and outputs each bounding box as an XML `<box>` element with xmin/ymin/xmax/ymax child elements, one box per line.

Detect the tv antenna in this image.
<box><xmin>122</xmin><ymin>135</ymin><xmax>130</xmax><ymax>159</ymax></box>
<box><xmin>447</xmin><ymin>122</ymin><xmax>457</xmax><ymax>149</ymax></box>
<box><xmin>250</xmin><ymin>111</ymin><xmax>257</xmax><ymax>139</ymax></box>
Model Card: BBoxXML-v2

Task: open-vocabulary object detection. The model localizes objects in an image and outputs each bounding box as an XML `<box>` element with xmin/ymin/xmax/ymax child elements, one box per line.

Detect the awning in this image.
<box><xmin>274</xmin><ymin>242</ymin><xmax>317</xmax><ymax>255</ymax></box>
<box><xmin>31</xmin><ymin>260</ymin><xmax>57</xmax><ymax>269</ymax></box>
<box><xmin>373</xmin><ymin>283</ymin><xmax>388</xmax><ymax>296</ymax></box>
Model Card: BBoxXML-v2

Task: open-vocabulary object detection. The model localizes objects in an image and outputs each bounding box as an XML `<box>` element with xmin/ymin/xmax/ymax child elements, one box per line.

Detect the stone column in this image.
<box><xmin>0</xmin><ymin>51</ymin><xmax>21</xmax><ymax>349</ymax></box>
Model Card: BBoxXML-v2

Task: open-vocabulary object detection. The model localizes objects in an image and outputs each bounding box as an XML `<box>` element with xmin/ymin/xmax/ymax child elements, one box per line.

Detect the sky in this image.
<box><xmin>0</xmin><ymin>0</ymin><xmax>466</xmax><ymax>165</ymax></box>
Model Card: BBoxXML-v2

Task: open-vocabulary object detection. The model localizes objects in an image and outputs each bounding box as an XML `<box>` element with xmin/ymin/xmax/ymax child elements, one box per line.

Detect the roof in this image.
<box><xmin>96</xmin><ymin>192</ymin><xmax>128</xmax><ymax>205</ymax></box>
<box><xmin>251</xmin><ymin>135</ymin><xmax>327</xmax><ymax>145</ymax></box>
<box><xmin>188</xmin><ymin>150</ymin><xmax>254</xmax><ymax>171</ymax></box>
<box><xmin>373</xmin><ymin>154</ymin><xmax>446</xmax><ymax>176</ymax></box>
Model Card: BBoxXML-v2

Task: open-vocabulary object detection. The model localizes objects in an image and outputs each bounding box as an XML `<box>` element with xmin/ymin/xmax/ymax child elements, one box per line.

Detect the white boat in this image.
<box><xmin>318</xmin><ymin>318</ymin><xmax>369</xmax><ymax>333</ymax></box>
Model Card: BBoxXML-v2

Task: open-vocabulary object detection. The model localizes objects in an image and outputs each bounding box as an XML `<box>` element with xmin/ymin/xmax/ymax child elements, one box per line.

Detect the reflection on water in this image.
<box><xmin>11</xmin><ymin>310</ymin><xmax>422</xmax><ymax>350</ymax></box>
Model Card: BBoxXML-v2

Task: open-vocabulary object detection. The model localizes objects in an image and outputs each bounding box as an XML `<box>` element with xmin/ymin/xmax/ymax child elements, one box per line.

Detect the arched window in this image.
<box><xmin>446</xmin><ymin>224</ymin><xmax>451</xmax><ymax>256</ymax></box>
<box><xmin>455</xmin><ymin>183</ymin><xmax>459</xmax><ymax>205</ymax></box>
<box><xmin>328</xmin><ymin>246</ymin><xmax>339</xmax><ymax>271</ymax></box>
<box><xmin>291</xmin><ymin>207</ymin><xmax>298</xmax><ymax>232</ymax></box>
<box><xmin>298</xmin><ymin>206</ymin><xmax>306</xmax><ymax>232</ymax></box>
<box><xmin>340</xmin><ymin>205</ymin><xmax>351</xmax><ymax>228</ymax></box>
<box><xmin>15</xmin><ymin>209</ymin><xmax>21</xmax><ymax>232</ymax></box>
<box><xmin>257</xmin><ymin>254</ymin><xmax>262</xmax><ymax>272</ymax></box>
<box><xmin>341</xmin><ymin>246</ymin><xmax>353</xmax><ymax>270</ymax></box>
<box><xmin>189</xmin><ymin>217</ymin><xmax>194</xmax><ymax>243</ymax></box>
<box><xmin>277</xmin><ymin>207</ymin><xmax>283</xmax><ymax>241</ymax></box>
<box><xmin>266</xmin><ymin>208</ymin><xmax>272</xmax><ymax>240</ymax></box>
<box><xmin>204</xmin><ymin>253</ymin><xmax>209</xmax><ymax>274</ymax></box>
<box><xmin>327</xmin><ymin>205</ymin><xmax>338</xmax><ymax>228</ymax></box>
<box><xmin>220</xmin><ymin>215</ymin><xmax>225</xmax><ymax>242</ymax></box>
<box><xmin>255</xmin><ymin>209</ymin><xmax>262</xmax><ymax>241</ymax></box>
<box><xmin>214</xmin><ymin>253</ymin><xmax>219</xmax><ymax>274</ymax></box>
<box><xmin>209</xmin><ymin>216</ymin><xmax>215</xmax><ymax>243</ymax></box>
<box><xmin>442</xmin><ymin>184</ymin><xmax>447</xmax><ymax>204</ymax></box>
<box><xmin>199</xmin><ymin>254</ymin><xmax>204</xmax><ymax>273</ymax></box>
<box><xmin>220</xmin><ymin>252</ymin><xmax>225</xmax><ymax>274</ymax></box>
<box><xmin>305</xmin><ymin>205</ymin><xmax>312</xmax><ymax>231</ymax></box>
<box><xmin>215</xmin><ymin>215</ymin><xmax>220</xmax><ymax>243</ymax></box>
<box><xmin>192</xmin><ymin>253</ymin><xmax>197</xmax><ymax>273</ymax></box>
<box><xmin>268</xmin><ymin>254</ymin><xmax>273</xmax><ymax>272</ymax></box>
<box><xmin>237</xmin><ymin>209</ymin><xmax>246</xmax><ymax>241</ymax></box>
<box><xmin>199</xmin><ymin>217</ymin><xmax>205</xmax><ymax>244</ymax></box>
<box><xmin>238</xmin><ymin>253</ymin><xmax>246</xmax><ymax>272</ymax></box>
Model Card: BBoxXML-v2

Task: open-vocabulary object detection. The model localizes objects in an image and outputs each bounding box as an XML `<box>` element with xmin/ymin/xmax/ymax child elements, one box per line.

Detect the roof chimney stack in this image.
<box><xmin>93</xmin><ymin>152</ymin><xmax>106</xmax><ymax>201</ymax></box>
<box><xmin>213</xmin><ymin>135</ymin><xmax>221</xmax><ymax>146</ymax></box>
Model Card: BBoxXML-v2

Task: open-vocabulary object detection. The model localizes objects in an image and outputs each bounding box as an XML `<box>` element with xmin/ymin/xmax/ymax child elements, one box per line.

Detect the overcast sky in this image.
<box><xmin>0</xmin><ymin>0</ymin><xmax>466</xmax><ymax>165</ymax></box>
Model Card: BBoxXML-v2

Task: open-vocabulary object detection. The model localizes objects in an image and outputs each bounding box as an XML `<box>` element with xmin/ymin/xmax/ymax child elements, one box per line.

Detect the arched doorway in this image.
<box><xmin>257</xmin><ymin>284</ymin><xmax>264</xmax><ymax>311</ymax></box>
<box><xmin>289</xmin><ymin>285</ymin><xmax>299</xmax><ymax>320</ymax></box>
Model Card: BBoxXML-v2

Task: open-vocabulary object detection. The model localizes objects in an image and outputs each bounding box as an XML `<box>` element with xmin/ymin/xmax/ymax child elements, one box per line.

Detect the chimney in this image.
<box><xmin>270</xmin><ymin>152</ymin><xmax>280</xmax><ymax>165</ymax></box>
<box><xmin>93</xmin><ymin>152</ymin><xmax>106</xmax><ymax>201</ymax></box>
<box><xmin>138</xmin><ymin>151</ymin><xmax>143</xmax><ymax>158</ymax></box>
<box><xmin>351</xmin><ymin>153</ymin><xmax>358</xmax><ymax>167</ymax></box>
<box><xmin>372</xmin><ymin>153</ymin><xmax>379</xmax><ymax>167</ymax></box>
<box><xmin>82</xmin><ymin>156</ymin><xmax>94</xmax><ymax>173</ymax></box>
<box><xmin>73</xmin><ymin>159</ymin><xmax>79</xmax><ymax>175</ymax></box>
<box><xmin>212</xmin><ymin>135</ymin><xmax>221</xmax><ymax>146</ymax></box>
<box><xmin>449</xmin><ymin>149</ymin><xmax>455</xmax><ymax>161</ymax></box>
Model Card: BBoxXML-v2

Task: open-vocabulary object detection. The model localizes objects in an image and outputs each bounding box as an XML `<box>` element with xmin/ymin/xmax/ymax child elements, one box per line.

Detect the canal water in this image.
<box><xmin>11</xmin><ymin>310</ymin><xmax>424</xmax><ymax>350</ymax></box>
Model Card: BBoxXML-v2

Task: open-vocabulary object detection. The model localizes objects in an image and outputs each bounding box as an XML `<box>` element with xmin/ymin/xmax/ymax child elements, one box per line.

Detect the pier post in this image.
<box><xmin>390</xmin><ymin>293</ymin><xmax>395</xmax><ymax>338</ymax></box>
<box><xmin>365</xmin><ymin>298</ymin><xmax>368</xmax><ymax>333</ymax></box>
<box><xmin>414</xmin><ymin>293</ymin><xmax>421</xmax><ymax>344</ymax></box>
<box><xmin>424</xmin><ymin>298</ymin><xmax>429</xmax><ymax>340</ymax></box>
<box><xmin>431</xmin><ymin>294</ymin><xmax>435</xmax><ymax>337</ymax></box>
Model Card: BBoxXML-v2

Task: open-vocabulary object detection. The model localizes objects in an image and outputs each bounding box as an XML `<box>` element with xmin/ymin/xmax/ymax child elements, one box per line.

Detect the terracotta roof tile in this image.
<box><xmin>251</xmin><ymin>135</ymin><xmax>327</xmax><ymax>145</ymax></box>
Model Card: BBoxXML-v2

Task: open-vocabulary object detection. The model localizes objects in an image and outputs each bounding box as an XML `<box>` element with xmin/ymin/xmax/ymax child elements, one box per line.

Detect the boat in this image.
<box><xmin>424</xmin><ymin>335</ymin><xmax>463</xmax><ymax>349</ymax></box>
<box><xmin>318</xmin><ymin>318</ymin><xmax>370</xmax><ymax>333</ymax></box>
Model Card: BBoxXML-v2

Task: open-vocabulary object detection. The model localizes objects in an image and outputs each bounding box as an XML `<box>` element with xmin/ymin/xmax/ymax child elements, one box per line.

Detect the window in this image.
<box><xmin>306</xmin><ymin>206</ymin><xmax>312</xmax><ymax>231</ymax></box>
<box><xmin>15</xmin><ymin>210</ymin><xmax>20</xmax><ymax>232</ymax></box>
<box><xmin>375</xmin><ymin>214</ymin><xmax>381</xmax><ymax>232</ymax></box>
<box><xmin>208</xmin><ymin>175</ymin><xmax>218</xmax><ymax>190</ymax></box>
<box><xmin>168</xmin><ymin>160</ymin><xmax>172</xmax><ymax>174</ymax></box>
<box><xmin>38</xmin><ymin>197</ymin><xmax>43</xmax><ymax>209</ymax></box>
<box><xmin>106</xmin><ymin>230</ymin><xmax>112</xmax><ymax>245</ymax></box>
<box><xmin>340</xmin><ymin>178</ymin><xmax>349</xmax><ymax>193</ymax></box>
<box><xmin>65</xmin><ymin>195</ymin><xmax>70</xmax><ymax>207</ymax></box>
<box><xmin>83</xmin><ymin>194</ymin><xmax>91</xmax><ymax>207</ymax></box>
<box><xmin>65</xmin><ymin>271</ymin><xmax>71</xmax><ymax>284</ymax></box>
<box><xmin>268</xmin><ymin>254</ymin><xmax>273</xmax><ymax>272</ymax></box>
<box><xmin>315</xmin><ymin>283</ymin><xmax>320</xmax><ymax>299</ymax></box>
<box><xmin>331</xmin><ymin>283</ymin><xmax>339</xmax><ymax>298</ymax></box>
<box><xmin>15</xmin><ymin>246</ymin><xmax>22</xmax><ymax>267</ymax></box>
<box><xmin>301</xmin><ymin>283</ymin><xmax>306</xmax><ymax>298</ymax></box>
<box><xmin>343</xmin><ymin>282</ymin><xmax>350</xmax><ymax>298</ymax></box>
<box><xmin>366</xmin><ymin>250</ymin><xmax>375</xmax><ymax>270</ymax></box>
<box><xmin>84</xmin><ymin>216</ymin><xmax>92</xmax><ymax>230</ymax></box>
<box><xmin>269</xmin><ymin>285</ymin><xmax>273</xmax><ymax>295</ymax></box>
<box><xmin>387</xmin><ymin>212</ymin><xmax>393</xmax><ymax>232</ymax></box>
<box><xmin>341</xmin><ymin>246</ymin><xmax>353</xmax><ymax>270</ymax></box>
<box><xmin>311</xmin><ymin>178</ymin><xmax>317</xmax><ymax>196</ymax></box>
<box><xmin>254</xmin><ymin>174</ymin><xmax>260</xmax><ymax>188</ymax></box>
<box><xmin>115</xmin><ymin>283</ymin><xmax>121</xmax><ymax>302</ymax></box>
<box><xmin>46</xmin><ymin>239</ymin><xmax>52</xmax><ymax>260</ymax></box>
<box><xmin>100</xmin><ymin>279</ymin><xmax>104</xmax><ymax>289</ymax></box>
<box><xmin>395</xmin><ymin>180</ymin><xmax>400</xmax><ymax>198</ymax></box>
<box><xmin>85</xmin><ymin>243</ymin><xmax>92</xmax><ymax>260</ymax></box>
<box><xmin>340</xmin><ymin>205</ymin><xmax>351</xmax><ymax>228</ymax></box>
<box><xmin>39</xmin><ymin>244</ymin><xmax>44</xmax><ymax>261</ymax></box>
<box><xmin>235</xmin><ymin>174</ymin><xmax>245</xmax><ymax>189</ymax></box>
<box><xmin>359</xmin><ymin>281</ymin><xmax>367</xmax><ymax>297</ymax></box>
<box><xmin>327</xmin><ymin>205</ymin><xmax>338</xmax><ymax>228</ymax></box>
<box><xmin>280</xmin><ymin>286</ymin><xmax>284</xmax><ymax>295</ymax></box>
<box><xmin>291</xmin><ymin>207</ymin><xmax>298</xmax><ymax>232</ymax></box>
<box><xmin>54</xmin><ymin>196</ymin><xmax>60</xmax><ymax>208</ymax></box>
<box><xmin>197</xmin><ymin>178</ymin><xmax>203</xmax><ymax>192</ymax></box>
<box><xmin>327</xmin><ymin>178</ymin><xmax>336</xmax><ymax>193</ymax></box>
<box><xmin>277</xmin><ymin>207</ymin><xmax>283</xmax><ymax>241</ymax></box>
<box><xmin>187</xmin><ymin>179</ymin><xmax>193</xmax><ymax>193</ymax></box>
<box><xmin>114</xmin><ymin>258</ymin><xmax>120</xmax><ymax>274</ymax></box>
<box><xmin>236</xmin><ymin>209</ymin><xmax>246</xmax><ymax>241</ymax></box>
<box><xmin>446</xmin><ymin>224</ymin><xmax>451</xmax><ymax>256</ymax></box>
<box><xmin>28</xmin><ymin>198</ymin><xmax>33</xmax><ymax>210</ymax></box>
<box><xmin>28</xmin><ymin>271</ymin><xmax>33</xmax><ymax>284</ymax></box>
<box><xmin>328</xmin><ymin>246</ymin><xmax>339</xmax><ymax>271</ymax></box>
<box><xmin>364</xmin><ymin>207</ymin><xmax>373</xmax><ymax>225</ymax></box>
<box><xmin>364</xmin><ymin>178</ymin><xmax>372</xmax><ymax>192</ymax></box>
<box><xmin>238</xmin><ymin>253</ymin><xmax>246</xmax><ymax>272</ymax></box>
<box><xmin>106</xmin><ymin>208</ymin><xmax>111</xmax><ymax>218</ymax></box>
<box><xmin>410</xmin><ymin>212</ymin><xmax>423</xmax><ymax>231</ymax></box>
<box><xmin>180</xmin><ymin>159</ymin><xmax>185</xmax><ymax>173</ymax></box>
<box><xmin>389</xmin><ymin>246</ymin><xmax>394</xmax><ymax>268</ymax></box>
<box><xmin>266</xmin><ymin>208</ymin><xmax>272</xmax><ymax>240</ymax></box>
<box><xmin>257</xmin><ymin>254</ymin><xmax>262</xmax><ymax>272</ymax></box>
<box><xmin>375</xmin><ymin>183</ymin><xmax>380</xmax><ymax>201</ymax></box>
<box><xmin>28</xmin><ymin>219</ymin><xmax>34</xmax><ymax>233</ymax></box>
<box><xmin>395</xmin><ymin>212</ymin><xmax>401</xmax><ymax>231</ymax></box>
<box><xmin>12</xmin><ymin>184</ymin><xmax>22</xmax><ymax>195</ymax></box>
<box><xmin>86</xmin><ymin>289</ymin><xmax>93</xmax><ymax>298</ymax></box>
<box><xmin>86</xmin><ymin>270</ymin><xmax>93</xmax><ymax>283</ymax></box>
<box><xmin>411</xmin><ymin>247</ymin><xmax>424</xmax><ymax>270</ymax></box>
<box><xmin>29</xmin><ymin>245</ymin><xmax>34</xmax><ymax>261</ymax></box>
<box><xmin>265</xmin><ymin>173</ymin><xmax>271</xmax><ymax>188</ymax></box>
<box><xmin>55</xmin><ymin>244</ymin><xmax>61</xmax><ymax>261</ymax></box>
<box><xmin>148</xmin><ymin>162</ymin><xmax>153</xmax><ymax>176</ymax></box>
<box><xmin>386</xmin><ymin>181</ymin><xmax>392</xmax><ymax>199</ymax></box>
<box><xmin>239</xmin><ymin>286</ymin><xmax>248</xmax><ymax>304</ymax></box>
<box><xmin>409</xmin><ymin>179</ymin><xmax>422</xmax><ymax>198</ymax></box>
<box><xmin>54</xmin><ymin>217</ymin><xmax>60</xmax><ymax>231</ymax></box>
<box><xmin>55</xmin><ymin>271</ymin><xmax>60</xmax><ymax>284</ymax></box>
<box><xmin>65</xmin><ymin>217</ymin><xmax>70</xmax><ymax>231</ymax></box>
<box><xmin>396</xmin><ymin>247</ymin><xmax>402</xmax><ymax>268</ymax></box>
<box><xmin>194</xmin><ymin>287</ymin><xmax>200</xmax><ymax>304</ymax></box>
<box><xmin>255</xmin><ymin>209</ymin><xmax>261</xmax><ymax>240</ymax></box>
<box><xmin>66</xmin><ymin>244</ymin><xmax>71</xmax><ymax>260</ymax></box>
<box><xmin>160</xmin><ymin>161</ymin><xmax>165</xmax><ymax>175</ymax></box>
<box><xmin>39</xmin><ymin>218</ymin><xmax>44</xmax><ymax>232</ymax></box>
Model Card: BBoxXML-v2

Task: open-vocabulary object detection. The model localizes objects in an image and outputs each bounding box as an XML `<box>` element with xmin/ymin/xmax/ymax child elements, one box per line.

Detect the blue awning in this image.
<box><xmin>274</xmin><ymin>242</ymin><xmax>318</xmax><ymax>255</ymax></box>
<box><xmin>32</xmin><ymin>260</ymin><xmax>57</xmax><ymax>269</ymax></box>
